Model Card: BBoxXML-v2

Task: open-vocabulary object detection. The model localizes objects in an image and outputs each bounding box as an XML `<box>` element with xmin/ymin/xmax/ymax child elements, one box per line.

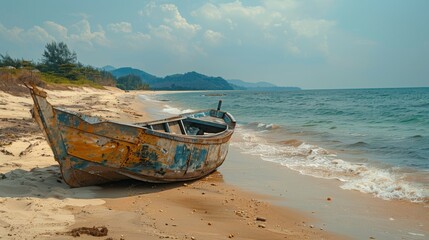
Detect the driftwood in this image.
<box><xmin>69</xmin><ymin>226</ymin><xmax>108</xmax><ymax>237</ymax></box>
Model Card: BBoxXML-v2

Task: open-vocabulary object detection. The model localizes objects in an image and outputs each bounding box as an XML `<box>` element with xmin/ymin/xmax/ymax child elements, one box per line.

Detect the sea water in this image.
<box><xmin>145</xmin><ymin>88</ymin><xmax>429</xmax><ymax>202</ymax></box>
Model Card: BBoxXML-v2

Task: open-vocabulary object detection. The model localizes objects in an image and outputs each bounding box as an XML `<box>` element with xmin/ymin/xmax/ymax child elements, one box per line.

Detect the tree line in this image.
<box><xmin>0</xmin><ymin>42</ymin><xmax>148</xmax><ymax>90</ymax></box>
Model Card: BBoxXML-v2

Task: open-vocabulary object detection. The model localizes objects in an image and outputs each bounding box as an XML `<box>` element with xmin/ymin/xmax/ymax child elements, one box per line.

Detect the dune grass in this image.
<box><xmin>39</xmin><ymin>72</ymin><xmax>104</xmax><ymax>89</ymax></box>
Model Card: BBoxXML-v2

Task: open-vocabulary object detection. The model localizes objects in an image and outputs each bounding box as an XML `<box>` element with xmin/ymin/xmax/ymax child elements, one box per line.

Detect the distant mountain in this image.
<box><xmin>227</xmin><ymin>79</ymin><xmax>301</xmax><ymax>91</ymax></box>
<box><xmin>227</xmin><ymin>79</ymin><xmax>277</xmax><ymax>88</ymax></box>
<box><xmin>110</xmin><ymin>68</ymin><xmax>233</xmax><ymax>90</ymax></box>
<box><xmin>110</xmin><ymin>67</ymin><xmax>159</xmax><ymax>84</ymax></box>
<box><xmin>101</xmin><ymin>65</ymin><xmax>116</xmax><ymax>72</ymax></box>
<box><xmin>108</xmin><ymin>67</ymin><xmax>300</xmax><ymax>91</ymax></box>
<box><xmin>152</xmin><ymin>71</ymin><xmax>233</xmax><ymax>90</ymax></box>
<box><xmin>228</xmin><ymin>83</ymin><xmax>247</xmax><ymax>90</ymax></box>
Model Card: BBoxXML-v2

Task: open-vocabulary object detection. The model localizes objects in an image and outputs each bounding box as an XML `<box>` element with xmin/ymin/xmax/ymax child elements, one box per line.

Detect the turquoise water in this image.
<box><xmin>147</xmin><ymin>88</ymin><xmax>429</xmax><ymax>202</ymax></box>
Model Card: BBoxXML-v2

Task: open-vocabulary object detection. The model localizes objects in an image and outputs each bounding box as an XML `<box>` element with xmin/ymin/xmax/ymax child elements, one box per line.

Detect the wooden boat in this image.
<box><xmin>28</xmin><ymin>85</ymin><xmax>236</xmax><ymax>187</ymax></box>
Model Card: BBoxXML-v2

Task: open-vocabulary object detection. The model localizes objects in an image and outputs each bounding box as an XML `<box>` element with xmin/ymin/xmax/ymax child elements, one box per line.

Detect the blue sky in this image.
<box><xmin>1</xmin><ymin>0</ymin><xmax>428</xmax><ymax>89</ymax></box>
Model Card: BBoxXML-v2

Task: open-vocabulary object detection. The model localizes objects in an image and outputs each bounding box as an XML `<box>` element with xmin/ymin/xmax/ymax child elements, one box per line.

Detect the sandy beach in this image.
<box><xmin>2</xmin><ymin>0</ymin><xmax>428</xmax><ymax>239</ymax></box>
<box><xmin>0</xmin><ymin>85</ymin><xmax>344</xmax><ymax>239</ymax></box>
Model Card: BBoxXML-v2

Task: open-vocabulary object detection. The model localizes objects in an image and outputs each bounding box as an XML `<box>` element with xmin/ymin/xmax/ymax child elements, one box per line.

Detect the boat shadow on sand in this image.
<box><xmin>0</xmin><ymin>164</ymin><xmax>225</xmax><ymax>200</ymax></box>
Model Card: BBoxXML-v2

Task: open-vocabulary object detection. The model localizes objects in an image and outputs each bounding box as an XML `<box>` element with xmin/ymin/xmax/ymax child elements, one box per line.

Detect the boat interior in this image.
<box><xmin>54</xmin><ymin>106</ymin><xmax>229</xmax><ymax>137</ymax></box>
<box><xmin>137</xmin><ymin>116</ymin><xmax>228</xmax><ymax>136</ymax></box>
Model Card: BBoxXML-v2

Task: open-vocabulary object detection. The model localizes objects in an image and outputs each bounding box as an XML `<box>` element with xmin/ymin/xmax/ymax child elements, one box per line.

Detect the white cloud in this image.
<box><xmin>27</xmin><ymin>25</ymin><xmax>55</xmax><ymax>43</ymax></box>
<box><xmin>192</xmin><ymin>1</ymin><xmax>266</xmax><ymax>28</ymax></box>
<box><xmin>108</xmin><ymin>22</ymin><xmax>132</xmax><ymax>33</ymax></box>
<box><xmin>218</xmin><ymin>1</ymin><xmax>265</xmax><ymax>18</ymax></box>
<box><xmin>290</xmin><ymin>19</ymin><xmax>335</xmax><ymax>38</ymax></box>
<box><xmin>138</xmin><ymin>1</ymin><xmax>157</xmax><ymax>17</ymax></box>
<box><xmin>44</xmin><ymin>21</ymin><xmax>68</xmax><ymax>40</ymax></box>
<box><xmin>128</xmin><ymin>32</ymin><xmax>151</xmax><ymax>41</ymax></box>
<box><xmin>0</xmin><ymin>23</ymin><xmax>24</xmax><ymax>42</ymax></box>
<box><xmin>70</xmin><ymin>19</ymin><xmax>109</xmax><ymax>46</ymax></box>
<box><xmin>191</xmin><ymin>1</ymin><xmax>337</xmax><ymax>56</ymax></box>
<box><xmin>286</xmin><ymin>41</ymin><xmax>301</xmax><ymax>55</ymax></box>
<box><xmin>160</xmin><ymin>4</ymin><xmax>201</xmax><ymax>34</ymax></box>
<box><xmin>125</xmin><ymin>32</ymin><xmax>151</xmax><ymax>49</ymax></box>
<box><xmin>204</xmin><ymin>30</ymin><xmax>224</xmax><ymax>45</ymax></box>
<box><xmin>0</xmin><ymin>19</ymin><xmax>111</xmax><ymax>50</ymax></box>
<box><xmin>193</xmin><ymin>1</ymin><xmax>270</xmax><ymax>25</ymax></box>
<box><xmin>150</xmin><ymin>25</ymin><xmax>174</xmax><ymax>41</ymax></box>
<box><xmin>136</xmin><ymin>1</ymin><xmax>334</xmax><ymax>58</ymax></box>
<box><xmin>191</xmin><ymin>3</ymin><xmax>222</xmax><ymax>20</ymax></box>
<box><xmin>137</xmin><ymin>3</ymin><xmax>203</xmax><ymax>55</ymax></box>
<box><xmin>0</xmin><ymin>23</ymin><xmax>55</xmax><ymax>43</ymax></box>
<box><xmin>139</xmin><ymin>3</ymin><xmax>201</xmax><ymax>36</ymax></box>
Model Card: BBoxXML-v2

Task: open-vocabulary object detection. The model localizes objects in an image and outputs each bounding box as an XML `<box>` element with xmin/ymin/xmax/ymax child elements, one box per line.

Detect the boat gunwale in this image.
<box><xmin>53</xmin><ymin>107</ymin><xmax>235</xmax><ymax>144</ymax></box>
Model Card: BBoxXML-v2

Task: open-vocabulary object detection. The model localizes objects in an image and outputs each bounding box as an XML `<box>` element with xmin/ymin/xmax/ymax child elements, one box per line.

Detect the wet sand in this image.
<box><xmin>0</xmin><ymin>86</ymin><xmax>343</xmax><ymax>239</ymax></box>
<box><xmin>145</xmin><ymin>91</ymin><xmax>429</xmax><ymax>240</ymax></box>
<box><xmin>221</xmin><ymin>148</ymin><xmax>429</xmax><ymax>239</ymax></box>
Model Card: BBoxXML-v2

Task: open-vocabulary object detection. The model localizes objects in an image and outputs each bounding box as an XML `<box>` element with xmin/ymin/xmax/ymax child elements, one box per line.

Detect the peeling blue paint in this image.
<box><xmin>191</xmin><ymin>148</ymin><xmax>207</xmax><ymax>169</ymax></box>
<box><xmin>127</xmin><ymin>159</ymin><xmax>164</xmax><ymax>173</ymax></box>
<box><xmin>69</xmin><ymin>156</ymin><xmax>90</xmax><ymax>169</ymax></box>
<box><xmin>171</xmin><ymin>145</ymin><xmax>191</xmax><ymax>170</ymax></box>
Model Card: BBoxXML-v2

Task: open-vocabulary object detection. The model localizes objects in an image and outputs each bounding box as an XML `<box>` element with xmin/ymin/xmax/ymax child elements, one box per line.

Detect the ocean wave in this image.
<box><xmin>278</xmin><ymin>139</ymin><xmax>303</xmax><ymax>147</ymax></box>
<box><xmin>341</xmin><ymin>170</ymin><xmax>427</xmax><ymax>202</ymax></box>
<box><xmin>245</xmin><ymin>122</ymin><xmax>282</xmax><ymax>131</ymax></box>
<box><xmin>347</xmin><ymin>141</ymin><xmax>370</xmax><ymax>148</ymax></box>
<box><xmin>162</xmin><ymin>105</ymin><xmax>194</xmax><ymax>115</ymax></box>
<box><xmin>409</xmin><ymin>135</ymin><xmax>423</xmax><ymax>139</ymax></box>
<box><xmin>400</xmin><ymin>117</ymin><xmax>421</xmax><ymax>123</ymax></box>
<box><xmin>232</xmin><ymin>127</ymin><xmax>429</xmax><ymax>203</ymax></box>
<box><xmin>138</xmin><ymin>94</ymin><xmax>157</xmax><ymax>102</ymax></box>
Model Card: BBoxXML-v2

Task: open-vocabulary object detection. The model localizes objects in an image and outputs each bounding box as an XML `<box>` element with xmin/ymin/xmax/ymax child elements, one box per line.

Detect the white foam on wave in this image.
<box><xmin>252</xmin><ymin>122</ymin><xmax>281</xmax><ymax>130</ymax></box>
<box><xmin>341</xmin><ymin>170</ymin><xmax>427</xmax><ymax>202</ymax></box>
<box><xmin>232</xmin><ymin>126</ymin><xmax>429</xmax><ymax>203</ymax></box>
<box><xmin>138</xmin><ymin>94</ymin><xmax>157</xmax><ymax>102</ymax></box>
<box><xmin>162</xmin><ymin>105</ymin><xmax>194</xmax><ymax>115</ymax></box>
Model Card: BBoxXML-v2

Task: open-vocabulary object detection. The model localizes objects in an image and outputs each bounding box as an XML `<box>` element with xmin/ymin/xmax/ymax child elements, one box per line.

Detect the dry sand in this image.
<box><xmin>0</xmin><ymin>86</ymin><xmax>342</xmax><ymax>239</ymax></box>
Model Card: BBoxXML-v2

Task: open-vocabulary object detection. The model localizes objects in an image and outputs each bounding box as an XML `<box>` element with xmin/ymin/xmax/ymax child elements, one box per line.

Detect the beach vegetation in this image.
<box><xmin>116</xmin><ymin>74</ymin><xmax>149</xmax><ymax>90</ymax></box>
<box><xmin>0</xmin><ymin>53</ymin><xmax>36</xmax><ymax>69</ymax></box>
<box><xmin>40</xmin><ymin>41</ymin><xmax>77</xmax><ymax>73</ymax></box>
<box><xmin>39</xmin><ymin>72</ymin><xmax>104</xmax><ymax>88</ymax></box>
<box><xmin>1</xmin><ymin>41</ymin><xmax>116</xmax><ymax>89</ymax></box>
<box><xmin>36</xmin><ymin>42</ymin><xmax>116</xmax><ymax>86</ymax></box>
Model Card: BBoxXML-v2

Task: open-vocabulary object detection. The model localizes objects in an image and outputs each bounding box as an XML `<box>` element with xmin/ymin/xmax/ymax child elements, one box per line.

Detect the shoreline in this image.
<box><xmin>222</xmin><ymin>148</ymin><xmax>429</xmax><ymax>239</ymax></box>
<box><xmin>147</xmin><ymin>89</ymin><xmax>429</xmax><ymax>204</ymax></box>
<box><xmin>141</xmin><ymin>90</ymin><xmax>429</xmax><ymax>239</ymax></box>
<box><xmin>0</xmin><ymin>87</ymin><xmax>343</xmax><ymax>239</ymax></box>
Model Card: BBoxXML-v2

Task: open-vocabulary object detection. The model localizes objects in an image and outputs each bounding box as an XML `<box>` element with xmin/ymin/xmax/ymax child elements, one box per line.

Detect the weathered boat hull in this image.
<box><xmin>29</xmin><ymin>86</ymin><xmax>235</xmax><ymax>187</ymax></box>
